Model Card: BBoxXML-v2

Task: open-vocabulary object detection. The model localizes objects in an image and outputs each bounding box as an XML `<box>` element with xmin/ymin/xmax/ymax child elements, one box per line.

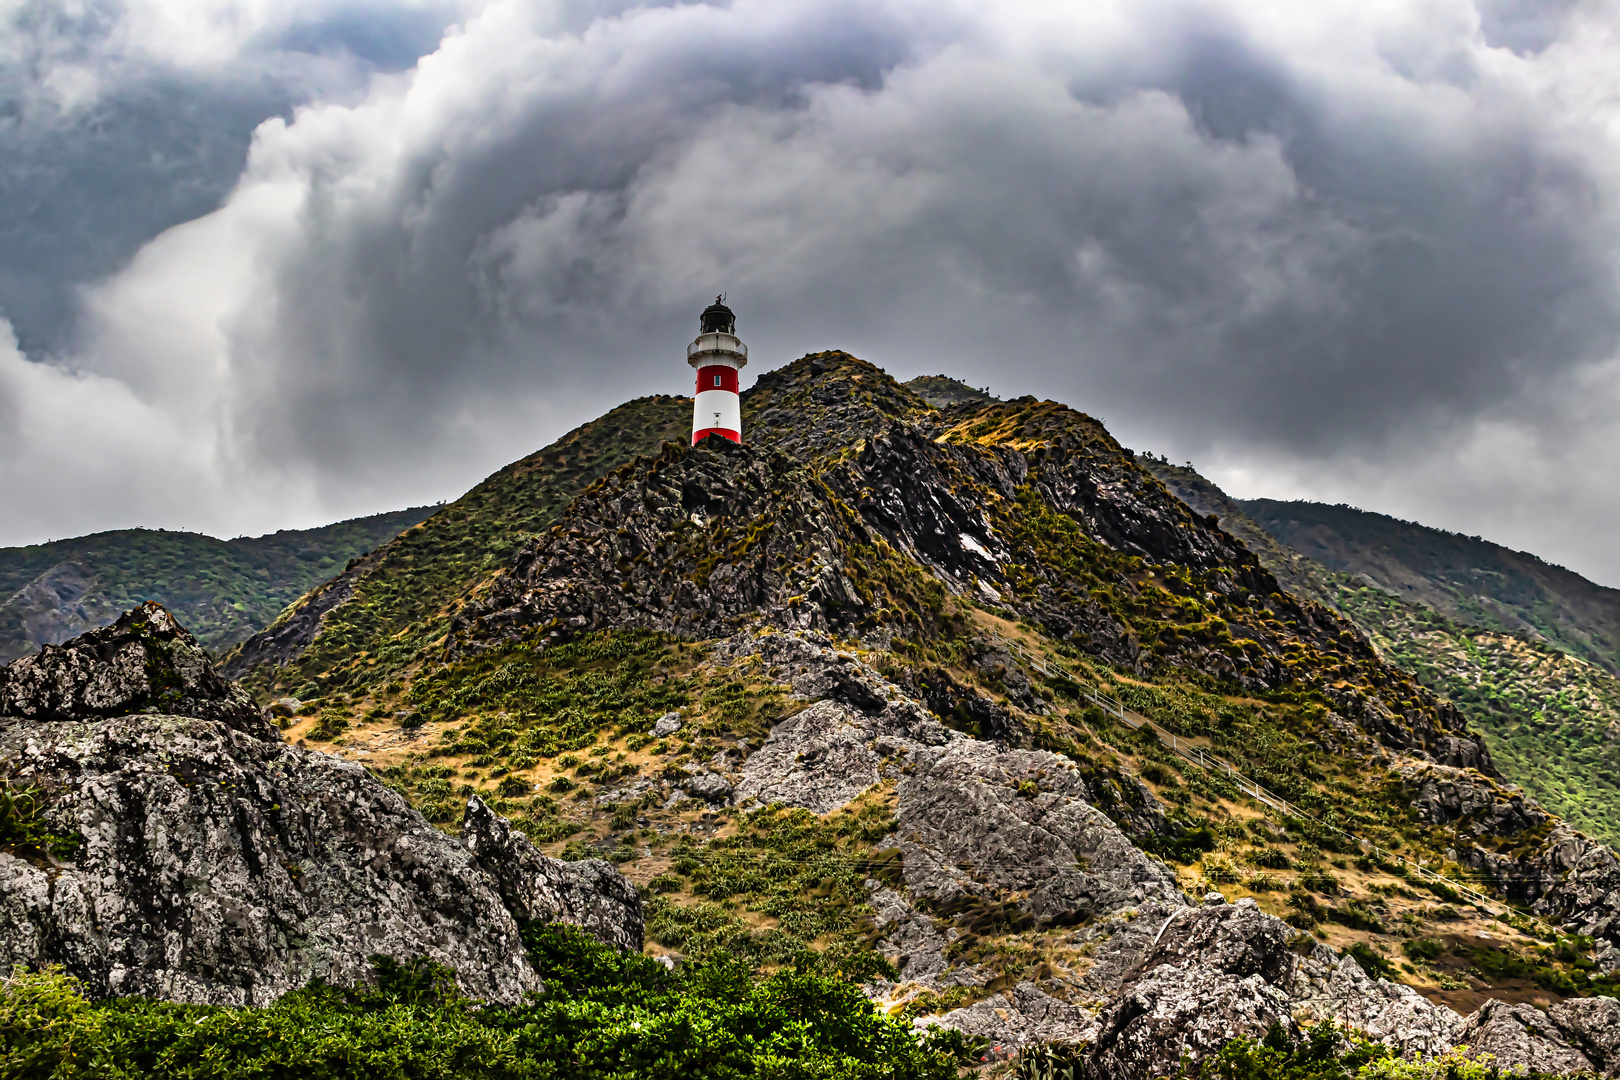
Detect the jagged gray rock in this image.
<box><xmin>1082</xmin><ymin>964</ymin><xmax>1298</xmax><ymax>1080</ymax></box>
<box><xmin>0</xmin><ymin>602</ymin><xmax>274</xmax><ymax>739</ymax></box>
<box><xmin>1547</xmin><ymin>997</ymin><xmax>1620</xmax><ymax>1076</ymax></box>
<box><xmin>1454</xmin><ymin>1000</ymin><xmax>1593</xmax><ymax>1075</ymax></box>
<box><xmin>926</xmin><ymin>981</ymin><xmax>1094</xmax><ymax>1055</ymax></box>
<box><xmin>0</xmin><ymin>608</ymin><xmax>644</xmax><ymax>1006</ymax></box>
<box><xmin>893</xmin><ymin>741</ymin><xmax>1186</xmax><ymax>921</ymax></box>
<box><xmin>0</xmin><ymin>713</ymin><xmax>540</xmax><ymax>1005</ymax></box>
<box><xmin>1290</xmin><ymin>946</ymin><xmax>1460</xmax><ymax>1055</ymax></box>
<box><xmin>1535</xmin><ymin>845</ymin><xmax>1620</xmax><ymax>968</ymax></box>
<box><xmin>460</xmin><ymin>797</ymin><xmax>643</xmax><ymax>952</ymax></box>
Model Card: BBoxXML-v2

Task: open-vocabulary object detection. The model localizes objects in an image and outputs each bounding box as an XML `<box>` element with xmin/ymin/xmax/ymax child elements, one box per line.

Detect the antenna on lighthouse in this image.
<box><xmin>689</xmin><ymin>297</ymin><xmax>746</xmax><ymax>444</ymax></box>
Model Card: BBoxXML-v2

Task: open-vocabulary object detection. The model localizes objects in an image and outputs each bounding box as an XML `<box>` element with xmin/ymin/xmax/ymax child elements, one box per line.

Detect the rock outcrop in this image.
<box><xmin>1535</xmin><ymin>845</ymin><xmax>1620</xmax><ymax>971</ymax></box>
<box><xmin>461</xmin><ymin>795</ymin><xmax>643</xmax><ymax>952</ymax></box>
<box><xmin>1065</xmin><ymin>897</ymin><xmax>1620</xmax><ymax>1079</ymax></box>
<box><xmin>0</xmin><ymin>603</ymin><xmax>274</xmax><ymax>738</ymax></box>
<box><xmin>0</xmin><ymin>607</ymin><xmax>642</xmax><ymax>1006</ymax></box>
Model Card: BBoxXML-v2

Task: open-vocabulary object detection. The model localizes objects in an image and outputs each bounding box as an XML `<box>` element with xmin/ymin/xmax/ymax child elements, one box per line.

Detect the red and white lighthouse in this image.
<box><xmin>689</xmin><ymin>297</ymin><xmax>747</xmax><ymax>444</ymax></box>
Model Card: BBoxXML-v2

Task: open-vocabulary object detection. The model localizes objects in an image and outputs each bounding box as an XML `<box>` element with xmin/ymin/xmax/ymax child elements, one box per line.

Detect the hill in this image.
<box><xmin>1240</xmin><ymin>499</ymin><xmax>1620</xmax><ymax>676</ymax></box>
<box><xmin>14</xmin><ymin>362</ymin><xmax>1620</xmax><ymax>1076</ymax></box>
<box><xmin>222</xmin><ymin>395</ymin><xmax>692</xmax><ymax>698</ymax></box>
<box><xmin>0</xmin><ymin>507</ymin><xmax>434</xmax><ymax>662</ymax></box>
<box><xmin>230</xmin><ymin>358</ymin><xmax>1620</xmax><ymax>1064</ymax></box>
<box><xmin>1144</xmin><ymin>459</ymin><xmax>1620</xmax><ymax>847</ymax></box>
<box><xmin>903</xmin><ymin>374</ymin><xmax>1000</xmax><ymax>408</ymax></box>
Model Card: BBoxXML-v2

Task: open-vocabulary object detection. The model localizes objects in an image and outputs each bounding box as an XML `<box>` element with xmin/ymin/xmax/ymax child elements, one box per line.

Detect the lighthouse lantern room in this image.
<box><xmin>688</xmin><ymin>296</ymin><xmax>747</xmax><ymax>444</ymax></box>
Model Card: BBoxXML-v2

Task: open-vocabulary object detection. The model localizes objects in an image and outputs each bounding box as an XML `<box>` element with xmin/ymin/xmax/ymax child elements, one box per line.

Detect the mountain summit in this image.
<box><xmin>8</xmin><ymin>355</ymin><xmax>1620</xmax><ymax>1075</ymax></box>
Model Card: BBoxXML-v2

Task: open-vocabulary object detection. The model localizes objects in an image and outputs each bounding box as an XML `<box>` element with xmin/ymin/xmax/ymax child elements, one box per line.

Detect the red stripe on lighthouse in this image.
<box><xmin>695</xmin><ymin>366</ymin><xmax>738</xmax><ymax>393</ymax></box>
<box><xmin>693</xmin><ymin>427</ymin><xmax>741</xmax><ymax>444</ymax></box>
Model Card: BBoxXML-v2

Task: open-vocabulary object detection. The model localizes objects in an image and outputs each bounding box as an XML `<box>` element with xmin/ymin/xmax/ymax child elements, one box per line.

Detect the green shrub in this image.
<box><xmin>1</xmin><ymin>928</ymin><xmax>975</xmax><ymax>1079</ymax></box>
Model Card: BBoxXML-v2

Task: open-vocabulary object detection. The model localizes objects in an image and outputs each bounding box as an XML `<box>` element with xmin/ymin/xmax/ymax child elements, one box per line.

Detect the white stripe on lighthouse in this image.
<box><xmin>693</xmin><ymin>389</ymin><xmax>741</xmax><ymax>436</ymax></box>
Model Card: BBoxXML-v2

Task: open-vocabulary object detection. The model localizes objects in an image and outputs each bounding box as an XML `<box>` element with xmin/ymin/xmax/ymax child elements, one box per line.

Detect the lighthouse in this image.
<box><xmin>688</xmin><ymin>296</ymin><xmax>747</xmax><ymax>444</ymax></box>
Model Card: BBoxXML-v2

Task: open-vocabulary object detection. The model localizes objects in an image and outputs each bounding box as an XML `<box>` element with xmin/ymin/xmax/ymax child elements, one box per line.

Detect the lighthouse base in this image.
<box><xmin>693</xmin><ymin>427</ymin><xmax>741</xmax><ymax>445</ymax></box>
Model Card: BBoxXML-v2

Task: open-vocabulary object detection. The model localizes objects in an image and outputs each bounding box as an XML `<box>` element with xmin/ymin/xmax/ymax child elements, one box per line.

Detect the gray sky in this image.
<box><xmin>3</xmin><ymin>0</ymin><xmax>1620</xmax><ymax>586</ymax></box>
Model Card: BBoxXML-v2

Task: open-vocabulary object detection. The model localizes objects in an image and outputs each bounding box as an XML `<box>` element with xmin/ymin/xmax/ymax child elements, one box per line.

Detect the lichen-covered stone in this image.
<box><xmin>893</xmin><ymin>741</ymin><xmax>1185</xmax><ymax>921</ymax></box>
<box><xmin>461</xmin><ymin>796</ymin><xmax>643</xmax><ymax>952</ymax></box>
<box><xmin>0</xmin><ymin>602</ymin><xmax>273</xmax><ymax>739</ymax></box>
<box><xmin>1082</xmin><ymin>964</ymin><xmax>1298</xmax><ymax>1080</ymax></box>
<box><xmin>1290</xmin><ymin>947</ymin><xmax>1460</xmax><ymax>1055</ymax></box>
<box><xmin>0</xmin><ymin>609</ymin><xmax>644</xmax><ymax>1007</ymax></box>
<box><xmin>927</xmin><ymin>981</ymin><xmax>1095</xmax><ymax>1055</ymax></box>
<box><xmin>0</xmin><ymin>713</ymin><xmax>540</xmax><ymax>1005</ymax></box>
<box><xmin>1453</xmin><ymin>1000</ymin><xmax>1594</xmax><ymax>1075</ymax></box>
<box><xmin>1547</xmin><ymin>996</ymin><xmax>1620</xmax><ymax>1076</ymax></box>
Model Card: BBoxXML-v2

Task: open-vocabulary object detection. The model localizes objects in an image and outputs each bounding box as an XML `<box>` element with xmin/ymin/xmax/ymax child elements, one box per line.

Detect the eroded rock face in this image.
<box><xmin>0</xmin><ymin>714</ymin><xmax>540</xmax><ymax>1005</ymax></box>
<box><xmin>1535</xmin><ymin>846</ymin><xmax>1620</xmax><ymax>968</ymax></box>
<box><xmin>0</xmin><ymin>609</ymin><xmax>644</xmax><ymax>1007</ymax></box>
<box><xmin>1401</xmin><ymin>764</ymin><xmax>1549</xmax><ymax>837</ymax></box>
<box><xmin>0</xmin><ymin>602</ymin><xmax>273</xmax><ymax>738</ymax></box>
<box><xmin>461</xmin><ymin>797</ymin><xmax>643</xmax><ymax>953</ymax></box>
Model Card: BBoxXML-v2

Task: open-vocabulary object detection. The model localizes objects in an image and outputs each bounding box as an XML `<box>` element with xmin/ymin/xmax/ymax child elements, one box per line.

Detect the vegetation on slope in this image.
<box><xmin>1335</xmin><ymin>584</ymin><xmax>1620</xmax><ymax>847</ymax></box>
<box><xmin>1143</xmin><ymin>458</ymin><xmax>1620</xmax><ymax>848</ymax></box>
<box><xmin>1241</xmin><ymin>498</ymin><xmax>1620</xmax><ymax>676</ymax></box>
<box><xmin>229</xmin><ymin>395</ymin><xmax>690</xmax><ymax>700</ymax></box>
<box><xmin>0</xmin><ymin>508</ymin><xmax>435</xmax><ymax>662</ymax></box>
<box><xmin>211</xmin><ymin>357</ymin><xmax>1615</xmax><ymax>1054</ymax></box>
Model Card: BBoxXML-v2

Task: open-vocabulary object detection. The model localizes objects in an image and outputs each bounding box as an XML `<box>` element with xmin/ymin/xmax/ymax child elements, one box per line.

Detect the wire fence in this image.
<box><xmin>985</xmin><ymin>631</ymin><xmax>1563</xmax><ymax>936</ymax></box>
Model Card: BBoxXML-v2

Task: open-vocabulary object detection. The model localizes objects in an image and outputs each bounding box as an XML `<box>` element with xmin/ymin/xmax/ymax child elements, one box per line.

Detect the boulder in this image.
<box><xmin>1290</xmin><ymin>947</ymin><xmax>1460</xmax><ymax>1055</ymax></box>
<box><xmin>1133</xmin><ymin>898</ymin><xmax>1294</xmax><ymax>988</ymax></box>
<box><xmin>0</xmin><ymin>608</ymin><xmax>644</xmax><ymax>1006</ymax></box>
<box><xmin>460</xmin><ymin>797</ymin><xmax>643</xmax><ymax>952</ymax></box>
<box><xmin>0</xmin><ymin>713</ymin><xmax>540</xmax><ymax>1005</ymax></box>
<box><xmin>1453</xmin><ymin>1000</ymin><xmax>1594</xmax><ymax>1075</ymax></box>
<box><xmin>678</xmin><ymin>768</ymin><xmax>734</xmax><ymax>806</ymax></box>
<box><xmin>893</xmin><ymin>741</ymin><xmax>1185</xmax><ymax>920</ymax></box>
<box><xmin>1547</xmin><ymin>996</ymin><xmax>1620</xmax><ymax>1076</ymax></box>
<box><xmin>0</xmin><ymin>602</ymin><xmax>274</xmax><ymax>739</ymax></box>
<box><xmin>650</xmin><ymin>711</ymin><xmax>683</xmax><ymax>738</ymax></box>
<box><xmin>1082</xmin><ymin>963</ymin><xmax>1298</xmax><ymax>1080</ymax></box>
<box><xmin>927</xmin><ymin>981</ymin><xmax>1094</xmax><ymax>1056</ymax></box>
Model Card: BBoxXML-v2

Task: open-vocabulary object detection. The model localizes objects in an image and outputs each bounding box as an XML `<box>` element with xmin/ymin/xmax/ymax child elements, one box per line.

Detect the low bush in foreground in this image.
<box><xmin>0</xmin><ymin>925</ymin><xmax>974</xmax><ymax>1079</ymax></box>
<box><xmin>1180</xmin><ymin>1022</ymin><xmax>1579</xmax><ymax>1080</ymax></box>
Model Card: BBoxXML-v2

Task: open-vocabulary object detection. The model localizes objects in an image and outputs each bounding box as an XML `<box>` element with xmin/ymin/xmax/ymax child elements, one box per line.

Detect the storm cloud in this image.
<box><xmin>4</xmin><ymin>0</ymin><xmax>1620</xmax><ymax>583</ymax></box>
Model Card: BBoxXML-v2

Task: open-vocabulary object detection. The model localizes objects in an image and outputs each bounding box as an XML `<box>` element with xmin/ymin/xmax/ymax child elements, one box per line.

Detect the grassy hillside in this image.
<box><xmin>1242</xmin><ymin>498</ymin><xmax>1620</xmax><ymax>676</ymax></box>
<box><xmin>1144</xmin><ymin>459</ymin><xmax>1620</xmax><ymax>847</ymax></box>
<box><xmin>227</xmin><ymin>395</ymin><xmax>692</xmax><ymax>700</ymax></box>
<box><xmin>0</xmin><ymin>508</ymin><xmax>434</xmax><ymax>661</ymax></box>
<box><xmin>1335</xmin><ymin>584</ymin><xmax>1620</xmax><ymax>847</ymax></box>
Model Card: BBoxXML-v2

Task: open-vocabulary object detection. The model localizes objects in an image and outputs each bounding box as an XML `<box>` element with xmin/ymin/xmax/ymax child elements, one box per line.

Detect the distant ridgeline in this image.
<box><xmin>0</xmin><ymin>508</ymin><xmax>435</xmax><ymax>662</ymax></box>
<box><xmin>1145</xmin><ymin>457</ymin><xmax>1620</xmax><ymax>847</ymax></box>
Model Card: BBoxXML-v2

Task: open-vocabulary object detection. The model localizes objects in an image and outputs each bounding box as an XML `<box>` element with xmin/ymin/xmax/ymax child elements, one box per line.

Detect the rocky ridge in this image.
<box><xmin>82</xmin><ymin>358</ymin><xmax>1620</xmax><ymax>1074</ymax></box>
<box><xmin>0</xmin><ymin>604</ymin><xmax>642</xmax><ymax>1005</ymax></box>
<box><xmin>458</xmin><ymin>353</ymin><xmax>1492</xmax><ymax>776</ymax></box>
